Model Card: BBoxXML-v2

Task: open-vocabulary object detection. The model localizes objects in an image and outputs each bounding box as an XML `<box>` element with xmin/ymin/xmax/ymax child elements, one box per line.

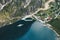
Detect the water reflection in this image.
<box><xmin>0</xmin><ymin>20</ymin><xmax>35</xmax><ymax>40</ymax></box>
<box><xmin>19</xmin><ymin>21</ymin><xmax>57</xmax><ymax>40</ymax></box>
<box><xmin>0</xmin><ymin>19</ymin><xmax>57</xmax><ymax>40</ymax></box>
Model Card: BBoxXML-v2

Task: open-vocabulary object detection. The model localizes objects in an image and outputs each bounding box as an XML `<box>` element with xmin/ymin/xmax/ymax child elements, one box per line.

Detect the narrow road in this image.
<box><xmin>22</xmin><ymin>0</ymin><xmax>60</xmax><ymax>39</ymax></box>
<box><xmin>24</xmin><ymin>0</ymin><xmax>31</xmax><ymax>8</ymax></box>
<box><xmin>22</xmin><ymin>0</ymin><xmax>55</xmax><ymax>20</ymax></box>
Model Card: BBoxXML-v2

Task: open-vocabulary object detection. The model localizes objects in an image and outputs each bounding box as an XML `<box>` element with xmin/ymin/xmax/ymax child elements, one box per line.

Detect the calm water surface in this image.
<box><xmin>18</xmin><ymin>21</ymin><xmax>57</xmax><ymax>40</ymax></box>
<box><xmin>0</xmin><ymin>20</ymin><xmax>57</xmax><ymax>40</ymax></box>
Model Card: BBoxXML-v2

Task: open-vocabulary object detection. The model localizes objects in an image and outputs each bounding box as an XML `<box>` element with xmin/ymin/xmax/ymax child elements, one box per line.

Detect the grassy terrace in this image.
<box><xmin>48</xmin><ymin>18</ymin><xmax>60</xmax><ymax>35</ymax></box>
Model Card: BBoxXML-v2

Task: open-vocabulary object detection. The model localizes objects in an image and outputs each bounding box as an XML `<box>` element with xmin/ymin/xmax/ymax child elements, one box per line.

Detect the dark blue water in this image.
<box><xmin>0</xmin><ymin>20</ymin><xmax>35</xmax><ymax>40</ymax></box>
<box><xmin>18</xmin><ymin>21</ymin><xmax>57</xmax><ymax>40</ymax></box>
<box><xmin>0</xmin><ymin>20</ymin><xmax>57</xmax><ymax>40</ymax></box>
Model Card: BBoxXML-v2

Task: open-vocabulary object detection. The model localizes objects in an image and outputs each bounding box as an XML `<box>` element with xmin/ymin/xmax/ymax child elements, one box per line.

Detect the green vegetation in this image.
<box><xmin>48</xmin><ymin>18</ymin><xmax>60</xmax><ymax>34</ymax></box>
<box><xmin>0</xmin><ymin>0</ymin><xmax>25</xmax><ymax>26</ymax></box>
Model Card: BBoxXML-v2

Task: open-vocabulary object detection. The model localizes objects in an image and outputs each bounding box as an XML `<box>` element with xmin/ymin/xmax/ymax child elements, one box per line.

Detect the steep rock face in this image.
<box><xmin>0</xmin><ymin>0</ymin><xmax>11</xmax><ymax>4</ymax></box>
<box><xmin>0</xmin><ymin>0</ymin><xmax>12</xmax><ymax>11</ymax></box>
<box><xmin>0</xmin><ymin>0</ymin><xmax>42</xmax><ymax>26</ymax></box>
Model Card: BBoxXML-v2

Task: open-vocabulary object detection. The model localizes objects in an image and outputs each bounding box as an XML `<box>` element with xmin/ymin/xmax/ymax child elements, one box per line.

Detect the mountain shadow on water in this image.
<box><xmin>0</xmin><ymin>20</ymin><xmax>35</xmax><ymax>40</ymax></box>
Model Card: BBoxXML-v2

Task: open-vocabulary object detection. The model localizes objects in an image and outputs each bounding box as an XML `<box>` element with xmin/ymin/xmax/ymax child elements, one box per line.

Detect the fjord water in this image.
<box><xmin>0</xmin><ymin>20</ymin><xmax>35</xmax><ymax>40</ymax></box>
<box><xmin>18</xmin><ymin>21</ymin><xmax>57</xmax><ymax>40</ymax></box>
<box><xmin>0</xmin><ymin>20</ymin><xmax>57</xmax><ymax>40</ymax></box>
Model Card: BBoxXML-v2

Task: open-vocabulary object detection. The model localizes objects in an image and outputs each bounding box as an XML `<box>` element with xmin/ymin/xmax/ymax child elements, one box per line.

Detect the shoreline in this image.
<box><xmin>29</xmin><ymin>14</ymin><xmax>60</xmax><ymax>38</ymax></box>
<box><xmin>43</xmin><ymin>23</ymin><xmax>60</xmax><ymax>40</ymax></box>
<box><xmin>22</xmin><ymin>0</ymin><xmax>60</xmax><ymax>39</ymax></box>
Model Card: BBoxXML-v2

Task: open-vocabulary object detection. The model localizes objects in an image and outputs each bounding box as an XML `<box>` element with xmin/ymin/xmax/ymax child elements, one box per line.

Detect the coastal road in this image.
<box><xmin>22</xmin><ymin>0</ymin><xmax>55</xmax><ymax>20</ymax></box>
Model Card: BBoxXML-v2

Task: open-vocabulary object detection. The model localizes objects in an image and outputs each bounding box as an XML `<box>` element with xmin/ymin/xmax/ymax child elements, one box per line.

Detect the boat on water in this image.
<box><xmin>0</xmin><ymin>18</ymin><xmax>57</xmax><ymax>40</ymax></box>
